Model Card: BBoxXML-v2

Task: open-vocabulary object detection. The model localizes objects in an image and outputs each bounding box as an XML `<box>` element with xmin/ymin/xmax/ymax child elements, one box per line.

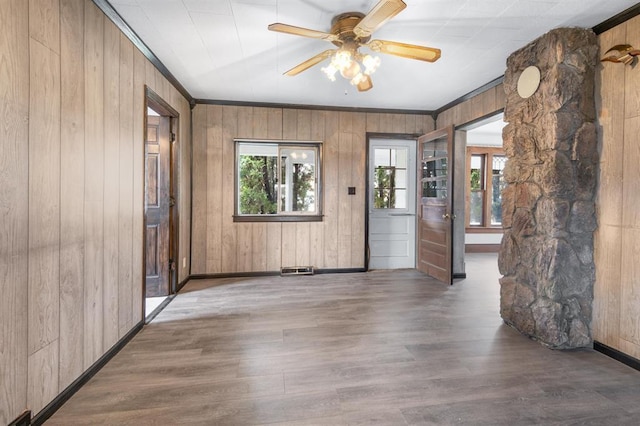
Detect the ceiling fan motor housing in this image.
<box><xmin>330</xmin><ymin>12</ymin><xmax>370</xmax><ymax>46</ymax></box>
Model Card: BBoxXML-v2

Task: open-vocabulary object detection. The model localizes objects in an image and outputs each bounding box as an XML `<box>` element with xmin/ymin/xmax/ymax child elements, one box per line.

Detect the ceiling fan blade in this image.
<box><xmin>353</xmin><ymin>0</ymin><xmax>407</xmax><ymax>38</ymax></box>
<box><xmin>284</xmin><ymin>49</ymin><xmax>335</xmax><ymax>76</ymax></box>
<box><xmin>367</xmin><ymin>39</ymin><xmax>441</xmax><ymax>62</ymax></box>
<box><xmin>356</xmin><ymin>74</ymin><xmax>373</xmax><ymax>92</ymax></box>
<box><xmin>268</xmin><ymin>23</ymin><xmax>339</xmax><ymax>42</ymax></box>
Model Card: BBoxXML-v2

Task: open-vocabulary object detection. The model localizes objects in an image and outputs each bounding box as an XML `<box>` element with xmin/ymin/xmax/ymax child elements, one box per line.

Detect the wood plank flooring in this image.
<box><xmin>47</xmin><ymin>254</ymin><xmax>640</xmax><ymax>425</ymax></box>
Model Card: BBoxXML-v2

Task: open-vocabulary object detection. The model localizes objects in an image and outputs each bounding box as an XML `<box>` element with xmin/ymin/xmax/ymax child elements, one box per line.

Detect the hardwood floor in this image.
<box><xmin>47</xmin><ymin>254</ymin><xmax>640</xmax><ymax>425</ymax></box>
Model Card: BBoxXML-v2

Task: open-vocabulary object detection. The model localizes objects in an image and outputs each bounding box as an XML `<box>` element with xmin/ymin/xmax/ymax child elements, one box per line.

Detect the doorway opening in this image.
<box><xmin>366</xmin><ymin>136</ymin><xmax>417</xmax><ymax>270</ymax></box>
<box><xmin>144</xmin><ymin>88</ymin><xmax>179</xmax><ymax>321</ymax></box>
<box><xmin>458</xmin><ymin>113</ymin><xmax>506</xmax><ymax>255</ymax></box>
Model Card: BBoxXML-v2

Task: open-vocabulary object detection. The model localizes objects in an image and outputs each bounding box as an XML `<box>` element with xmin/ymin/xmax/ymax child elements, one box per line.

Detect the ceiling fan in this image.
<box><xmin>268</xmin><ymin>0</ymin><xmax>441</xmax><ymax>92</ymax></box>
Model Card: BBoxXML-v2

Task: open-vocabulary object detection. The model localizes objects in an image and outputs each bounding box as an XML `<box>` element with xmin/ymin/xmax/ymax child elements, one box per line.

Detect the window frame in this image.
<box><xmin>233</xmin><ymin>139</ymin><xmax>323</xmax><ymax>223</ymax></box>
<box><xmin>465</xmin><ymin>146</ymin><xmax>505</xmax><ymax>230</ymax></box>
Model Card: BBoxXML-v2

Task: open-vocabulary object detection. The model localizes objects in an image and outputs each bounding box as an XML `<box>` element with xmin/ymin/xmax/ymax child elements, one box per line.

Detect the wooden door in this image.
<box><xmin>145</xmin><ymin>115</ymin><xmax>171</xmax><ymax>297</ymax></box>
<box><xmin>417</xmin><ymin>126</ymin><xmax>454</xmax><ymax>284</ymax></box>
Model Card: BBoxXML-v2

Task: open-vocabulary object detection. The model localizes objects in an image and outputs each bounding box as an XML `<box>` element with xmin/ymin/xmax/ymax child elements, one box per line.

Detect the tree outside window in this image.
<box><xmin>235</xmin><ymin>141</ymin><xmax>321</xmax><ymax>221</ymax></box>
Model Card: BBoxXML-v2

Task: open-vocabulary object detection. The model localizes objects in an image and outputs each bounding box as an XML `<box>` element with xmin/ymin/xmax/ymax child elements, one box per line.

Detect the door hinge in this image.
<box><xmin>169</xmin><ymin>196</ymin><xmax>176</xmax><ymax>207</ymax></box>
<box><xmin>169</xmin><ymin>259</ymin><xmax>176</xmax><ymax>271</ymax></box>
<box><xmin>170</xmin><ymin>132</ymin><xmax>176</xmax><ymax>142</ymax></box>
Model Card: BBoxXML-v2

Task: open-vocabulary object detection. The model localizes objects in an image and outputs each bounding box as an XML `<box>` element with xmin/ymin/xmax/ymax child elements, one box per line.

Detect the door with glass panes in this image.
<box><xmin>368</xmin><ymin>139</ymin><xmax>417</xmax><ymax>269</ymax></box>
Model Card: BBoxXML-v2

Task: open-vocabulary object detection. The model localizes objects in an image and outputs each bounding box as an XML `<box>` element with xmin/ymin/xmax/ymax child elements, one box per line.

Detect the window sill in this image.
<box><xmin>465</xmin><ymin>227</ymin><xmax>503</xmax><ymax>234</ymax></box>
<box><xmin>233</xmin><ymin>215</ymin><xmax>324</xmax><ymax>223</ymax></box>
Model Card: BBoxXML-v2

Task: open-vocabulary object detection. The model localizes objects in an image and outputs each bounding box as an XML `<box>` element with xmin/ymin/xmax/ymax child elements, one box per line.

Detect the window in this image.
<box><xmin>466</xmin><ymin>147</ymin><xmax>505</xmax><ymax>228</ymax></box>
<box><xmin>235</xmin><ymin>140</ymin><xmax>322</xmax><ymax>222</ymax></box>
<box><xmin>373</xmin><ymin>147</ymin><xmax>408</xmax><ymax>209</ymax></box>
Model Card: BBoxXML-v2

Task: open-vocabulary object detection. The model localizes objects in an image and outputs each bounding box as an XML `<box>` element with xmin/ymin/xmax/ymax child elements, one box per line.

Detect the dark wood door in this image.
<box><xmin>417</xmin><ymin>126</ymin><xmax>454</xmax><ymax>284</ymax></box>
<box><xmin>145</xmin><ymin>115</ymin><xmax>170</xmax><ymax>297</ymax></box>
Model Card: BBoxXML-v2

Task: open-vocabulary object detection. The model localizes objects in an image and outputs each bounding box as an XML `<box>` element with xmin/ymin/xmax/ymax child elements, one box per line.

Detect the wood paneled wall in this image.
<box><xmin>436</xmin><ymin>83</ymin><xmax>506</xmax><ymax>128</ymax></box>
<box><xmin>0</xmin><ymin>0</ymin><xmax>191</xmax><ymax>422</ymax></box>
<box><xmin>191</xmin><ymin>106</ymin><xmax>434</xmax><ymax>274</ymax></box>
<box><xmin>594</xmin><ymin>15</ymin><xmax>640</xmax><ymax>361</ymax></box>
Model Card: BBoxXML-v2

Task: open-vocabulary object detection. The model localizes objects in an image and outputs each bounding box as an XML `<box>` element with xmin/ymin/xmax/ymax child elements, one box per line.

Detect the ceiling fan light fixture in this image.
<box><xmin>322</xmin><ymin>48</ymin><xmax>380</xmax><ymax>86</ymax></box>
<box><xmin>333</xmin><ymin>49</ymin><xmax>354</xmax><ymax>70</ymax></box>
<box><xmin>356</xmin><ymin>74</ymin><xmax>373</xmax><ymax>92</ymax></box>
<box><xmin>269</xmin><ymin>0</ymin><xmax>439</xmax><ymax>93</ymax></box>
<box><xmin>362</xmin><ymin>54</ymin><xmax>381</xmax><ymax>75</ymax></box>
<box><xmin>350</xmin><ymin>72</ymin><xmax>367</xmax><ymax>85</ymax></box>
<box><xmin>321</xmin><ymin>63</ymin><xmax>338</xmax><ymax>81</ymax></box>
<box><xmin>340</xmin><ymin>59</ymin><xmax>362</xmax><ymax>79</ymax></box>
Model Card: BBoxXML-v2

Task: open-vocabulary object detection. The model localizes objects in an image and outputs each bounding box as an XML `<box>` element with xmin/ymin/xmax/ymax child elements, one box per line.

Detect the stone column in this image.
<box><xmin>499</xmin><ymin>28</ymin><xmax>598</xmax><ymax>349</ymax></box>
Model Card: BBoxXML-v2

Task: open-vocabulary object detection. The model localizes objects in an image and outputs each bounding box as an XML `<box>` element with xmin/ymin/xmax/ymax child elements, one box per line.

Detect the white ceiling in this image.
<box><xmin>109</xmin><ymin>0</ymin><xmax>637</xmax><ymax>111</ymax></box>
<box><xmin>466</xmin><ymin>114</ymin><xmax>505</xmax><ymax>146</ymax></box>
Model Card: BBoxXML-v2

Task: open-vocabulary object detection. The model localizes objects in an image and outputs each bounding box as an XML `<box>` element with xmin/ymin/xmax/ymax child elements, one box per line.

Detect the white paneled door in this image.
<box><xmin>368</xmin><ymin>139</ymin><xmax>417</xmax><ymax>269</ymax></box>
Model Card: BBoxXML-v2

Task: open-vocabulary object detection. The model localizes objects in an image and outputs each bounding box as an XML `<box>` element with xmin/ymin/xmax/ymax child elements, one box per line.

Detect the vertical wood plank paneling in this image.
<box><xmin>27</xmin><ymin>341</ymin><xmax>59</xmax><ymax>416</ymax></box>
<box><xmin>252</xmin><ymin>107</ymin><xmax>269</xmax><ymax>271</ymax></box>
<box><xmin>594</xmin><ymin>23</ymin><xmax>627</xmax><ymax>345</ymax></box>
<box><xmin>281</xmin><ymin>109</ymin><xmax>298</xmax><ymax>267</ymax></box>
<box><xmin>131</xmin><ymin>50</ymin><xmax>145</xmax><ymax>323</ymax></box>
<box><xmin>145</xmin><ymin>59</ymin><xmax>155</xmax><ymax>91</ymax></box>
<box><xmin>221</xmin><ymin>106</ymin><xmax>238</xmax><ymax>272</ymax></box>
<box><xmin>178</xmin><ymin>96</ymin><xmax>192</xmax><ymax>281</ymax></box>
<box><xmin>337</xmin><ymin>112</ymin><xmax>353</xmax><ymax>268</ymax></box>
<box><xmin>28</xmin><ymin>1</ymin><xmax>61</xmax><ymax>413</ymax></box>
<box><xmin>29</xmin><ymin>0</ymin><xmax>60</xmax><ymax>53</ymax></box>
<box><xmin>404</xmin><ymin>114</ymin><xmax>417</xmax><ymax>134</ymax></box>
<box><xmin>351</xmin><ymin>112</ymin><xmax>366</xmax><ymax>267</ymax></box>
<box><xmin>59</xmin><ymin>0</ymin><xmax>85</xmax><ymax>391</ymax></box>
<box><xmin>83</xmin><ymin>1</ymin><xmax>105</xmax><ymax>367</ymax></box>
<box><xmin>391</xmin><ymin>113</ymin><xmax>405</xmax><ymax>133</ymax></box>
<box><xmin>309</xmin><ymin>110</ymin><xmax>325</xmax><ymax>268</ymax></box>
<box><xmin>620</xmin><ymin>116</ymin><xmax>640</xmax><ymax>349</ymax></box>
<box><xmin>624</xmin><ymin>16</ymin><xmax>640</xmax><ymax>119</ymax></box>
<box><xmin>102</xmin><ymin>19</ymin><xmax>120</xmax><ymax>350</ymax></box>
<box><xmin>323</xmin><ymin>110</ymin><xmax>340</xmax><ymax>268</ymax></box>
<box><xmin>0</xmin><ymin>1</ymin><xmax>29</xmax><ymax>423</ymax></box>
<box><xmin>206</xmin><ymin>105</ymin><xmax>223</xmax><ymax>272</ymax></box>
<box><xmin>190</xmin><ymin>105</ymin><xmax>207</xmax><ymax>274</ymax></box>
<box><xmin>482</xmin><ymin>87</ymin><xmax>498</xmax><ymax>115</ymax></box>
<box><xmin>0</xmin><ymin>1</ymin><xmax>193</xmax><ymax>420</ymax></box>
<box><xmin>621</xmin><ymin>227</ymin><xmax>640</xmax><ymax>350</ymax></box>
<box><xmin>118</xmin><ymin>34</ymin><xmax>134</xmax><ymax>336</ymax></box>
<box><xmin>266</xmin><ymin>108</ymin><xmax>283</xmax><ymax>271</ymax></box>
<box><xmin>366</xmin><ymin>112</ymin><xmax>380</xmax><ymax>133</ymax></box>
<box><xmin>28</xmin><ymin>0</ymin><xmax>62</xmax><ymax>359</ymax></box>
<box><xmin>379</xmin><ymin>113</ymin><xmax>392</xmax><ymax>132</ymax></box>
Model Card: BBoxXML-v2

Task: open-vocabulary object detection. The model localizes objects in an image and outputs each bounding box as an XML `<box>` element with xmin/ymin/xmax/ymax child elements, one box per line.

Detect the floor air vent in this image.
<box><xmin>280</xmin><ymin>266</ymin><xmax>314</xmax><ymax>276</ymax></box>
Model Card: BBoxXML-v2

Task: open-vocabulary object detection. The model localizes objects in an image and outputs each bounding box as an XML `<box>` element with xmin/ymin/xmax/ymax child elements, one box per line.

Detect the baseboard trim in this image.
<box><xmin>316</xmin><ymin>268</ymin><xmax>367</xmax><ymax>274</ymax></box>
<box><xmin>453</xmin><ymin>272</ymin><xmax>467</xmax><ymax>279</ymax></box>
<box><xmin>465</xmin><ymin>244</ymin><xmax>500</xmax><ymax>253</ymax></box>
<box><xmin>190</xmin><ymin>271</ymin><xmax>281</xmax><ymax>280</ymax></box>
<box><xmin>8</xmin><ymin>410</ymin><xmax>31</xmax><ymax>426</ymax></box>
<box><xmin>594</xmin><ymin>341</ymin><xmax>640</xmax><ymax>372</ymax></box>
<box><xmin>176</xmin><ymin>276</ymin><xmax>189</xmax><ymax>292</ymax></box>
<box><xmin>189</xmin><ymin>268</ymin><xmax>367</xmax><ymax>279</ymax></box>
<box><xmin>31</xmin><ymin>321</ymin><xmax>145</xmax><ymax>425</ymax></box>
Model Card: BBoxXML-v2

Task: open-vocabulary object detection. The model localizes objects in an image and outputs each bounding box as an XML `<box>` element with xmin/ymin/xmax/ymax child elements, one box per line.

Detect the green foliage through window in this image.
<box><xmin>236</xmin><ymin>142</ymin><xmax>321</xmax><ymax>218</ymax></box>
<box><xmin>239</xmin><ymin>155</ymin><xmax>277</xmax><ymax>214</ymax></box>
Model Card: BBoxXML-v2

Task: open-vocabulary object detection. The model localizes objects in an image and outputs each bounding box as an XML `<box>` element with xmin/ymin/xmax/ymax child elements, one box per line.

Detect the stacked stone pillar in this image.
<box><xmin>499</xmin><ymin>28</ymin><xmax>599</xmax><ymax>348</ymax></box>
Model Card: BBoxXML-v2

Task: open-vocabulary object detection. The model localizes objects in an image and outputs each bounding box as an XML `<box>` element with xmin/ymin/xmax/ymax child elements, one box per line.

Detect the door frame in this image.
<box><xmin>365</xmin><ymin>132</ymin><xmax>421</xmax><ymax>271</ymax></box>
<box><xmin>143</xmin><ymin>87</ymin><xmax>180</xmax><ymax>307</ymax></box>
